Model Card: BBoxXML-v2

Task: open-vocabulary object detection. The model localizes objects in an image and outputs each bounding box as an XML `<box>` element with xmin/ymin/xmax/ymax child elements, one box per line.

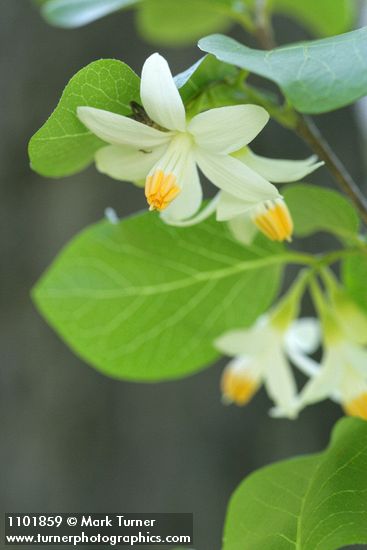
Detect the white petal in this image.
<box><xmin>189</xmin><ymin>105</ymin><xmax>269</xmax><ymax>154</ymax></box>
<box><xmin>216</xmin><ymin>192</ymin><xmax>255</xmax><ymax>221</ymax></box>
<box><xmin>236</xmin><ymin>148</ymin><xmax>324</xmax><ymax>183</ymax></box>
<box><xmin>196</xmin><ymin>150</ymin><xmax>280</xmax><ymax>204</ymax></box>
<box><xmin>344</xmin><ymin>344</ymin><xmax>367</xmax><ymax>377</ymax></box>
<box><xmin>221</xmin><ymin>356</ymin><xmax>263</xmax><ymax>406</ymax></box>
<box><xmin>288</xmin><ymin>350</ymin><xmax>320</xmax><ymax>379</ymax></box>
<box><xmin>227</xmin><ymin>213</ymin><xmax>257</xmax><ymax>245</ymax></box>
<box><xmin>285</xmin><ymin>318</ymin><xmax>321</xmax><ymax>378</ymax></box>
<box><xmin>263</xmin><ymin>346</ymin><xmax>298</xmax><ymax>415</ymax></box>
<box><xmin>160</xmin><ymin>160</ymin><xmax>203</xmax><ymax>221</ymax></box>
<box><xmin>140</xmin><ymin>53</ymin><xmax>186</xmax><ymax>132</ymax></box>
<box><xmin>95</xmin><ymin>144</ymin><xmax>167</xmax><ymax>182</ymax></box>
<box><xmin>298</xmin><ymin>349</ymin><xmax>342</xmax><ymax>407</ymax></box>
<box><xmin>225</xmin><ymin>356</ymin><xmax>263</xmax><ymax>381</ymax></box>
<box><xmin>335</xmin><ymin>303</ymin><xmax>367</xmax><ymax>346</ymax></box>
<box><xmin>286</xmin><ymin>318</ymin><xmax>321</xmax><ymax>355</ymax></box>
<box><xmin>77</xmin><ymin>106</ymin><xmax>171</xmax><ymax>148</ymax></box>
<box><xmin>215</xmin><ymin>327</ymin><xmax>264</xmax><ymax>357</ymax></box>
<box><xmin>162</xmin><ymin>194</ymin><xmax>219</xmax><ymax>227</ymax></box>
<box><xmin>340</xmin><ymin>365</ymin><xmax>367</xmax><ymax>403</ymax></box>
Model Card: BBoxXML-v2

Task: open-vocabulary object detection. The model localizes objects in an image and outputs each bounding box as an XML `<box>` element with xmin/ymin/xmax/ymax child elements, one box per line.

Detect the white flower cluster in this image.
<box><xmin>216</xmin><ymin>271</ymin><xmax>367</xmax><ymax>420</ymax></box>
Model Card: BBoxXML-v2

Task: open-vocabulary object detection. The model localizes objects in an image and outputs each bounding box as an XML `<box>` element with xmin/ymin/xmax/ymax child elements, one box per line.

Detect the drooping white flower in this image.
<box><xmin>215</xmin><ymin>271</ymin><xmax>315</xmax><ymax>416</ymax></box>
<box><xmin>286</xmin><ymin>316</ymin><xmax>367</xmax><ymax>420</ymax></box>
<box><xmin>222</xmin><ymin>196</ymin><xmax>294</xmax><ymax>244</ymax></box>
<box><xmin>283</xmin><ymin>272</ymin><xmax>367</xmax><ymax>419</ymax></box>
<box><xmin>217</xmin><ymin>148</ymin><xmax>323</xmax><ymax>243</ymax></box>
<box><xmin>166</xmin><ymin>145</ymin><xmax>323</xmax><ymax>242</ymax></box>
<box><xmin>216</xmin><ymin>316</ymin><xmax>299</xmax><ymax>416</ymax></box>
<box><xmin>76</xmin><ymin>53</ymin><xmax>281</xmax><ymax>222</ymax></box>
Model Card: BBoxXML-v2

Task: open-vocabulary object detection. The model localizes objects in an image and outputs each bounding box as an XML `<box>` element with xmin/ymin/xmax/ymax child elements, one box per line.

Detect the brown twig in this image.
<box><xmin>254</xmin><ymin>0</ymin><xmax>276</xmax><ymax>50</ymax></box>
<box><xmin>251</xmin><ymin>1</ymin><xmax>367</xmax><ymax>224</ymax></box>
<box><xmin>296</xmin><ymin>116</ymin><xmax>367</xmax><ymax>225</ymax></box>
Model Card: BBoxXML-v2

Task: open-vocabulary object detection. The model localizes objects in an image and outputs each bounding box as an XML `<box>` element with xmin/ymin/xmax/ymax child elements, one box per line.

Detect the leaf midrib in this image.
<box><xmin>37</xmin><ymin>253</ymin><xmax>295</xmax><ymax>299</ymax></box>
<box><xmin>295</xmin><ymin>460</ymin><xmax>321</xmax><ymax>550</ymax></box>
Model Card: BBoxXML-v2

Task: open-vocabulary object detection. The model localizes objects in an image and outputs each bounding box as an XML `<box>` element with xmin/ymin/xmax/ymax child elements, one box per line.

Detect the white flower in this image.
<box><xmin>286</xmin><ymin>315</ymin><xmax>367</xmax><ymax>420</ymax></box>
<box><xmin>217</xmin><ymin>148</ymin><xmax>323</xmax><ymax>243</ymax></box>
<box><xmin>76</xmin><ymin>53</ymin><xmax>281</xmax><ymax>222</ymax></box>
<box><xmin>215</xmin><ymin>270</ymin><xmax>315</xmax><ymax>417</ymax></box>
<box><xmin>167</xmin><ymin>146</ymin><xmax>323</xmax><ymax>242</ymax></box>
<box><xmin>224</xmin><ymin>196</ymin><xmax>294</xmax><ymax>244</ymax></box>
<box><xmin>215</xmin><ymin>316</ymin><xmax>299</xmax><ymax>417</ymax></box>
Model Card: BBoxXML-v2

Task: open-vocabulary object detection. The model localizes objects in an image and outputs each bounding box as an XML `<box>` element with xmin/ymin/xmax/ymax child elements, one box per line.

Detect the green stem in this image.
<box><xmin>314</xmin><ymin>247</ymin><xmax>367</xmax><ymax>268</ymax></box>
<box><xmin>271</xmin><ymin>268</ymin><xmax>312</xmax><ymax>329</ymax></box>
<box><xmin>228</xmin><ymin>9</ymin><xmax>256</xmax><ymax>33</ymax></box>
<box><xmin>308</xmin><ymin>277</ymin><xmax>328</xmax><ymax>317</ymax></box>
<box><xmin>242</xmin><ymin>245</ymin><xmax>366</xmax><ymax>273</ymax></box>
<box><xmin>265</xmin><ymin>246</ymin><xmax>367</xmax><ymax>281</ymax></box>
<box><xmin>319</xmin><ymin>266</ymin><xmax>339</xmax><ymax>293</ymax></box>
<box><xmin>209</xmin><ymin>2</ymin><xmax>256</xmax><ymax>33</ymax></box>
<box><xmin>240</xmin><ymin>82</ymin><xmax>298</xmax><ymax>128</ymax></box>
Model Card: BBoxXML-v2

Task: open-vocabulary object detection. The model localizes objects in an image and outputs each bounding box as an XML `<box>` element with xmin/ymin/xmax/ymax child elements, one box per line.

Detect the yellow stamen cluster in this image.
<box><xmin>145</xmin><ymin>169</ymin><xmax>181</xmax><ymax>211</ymax></box>
<box><xmin>344</xmin><ymin>392</ymin><xmax>367</xmax><ymax>420</ymax></box>
<box><xmin>254</xmin><ymin>200</ymin><xmax>293</xmax><ymax>242</ymax></box>
<box><xmin>221</xmin><ymin>368</ymin><xmax>259</xmax><ymax>406</ymax></box>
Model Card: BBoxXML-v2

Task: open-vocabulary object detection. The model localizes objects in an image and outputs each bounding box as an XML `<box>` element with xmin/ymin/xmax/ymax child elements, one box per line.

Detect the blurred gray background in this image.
<box><xmin>1</xmin><ymin>2</ymin><xmax>366</xmax><ymax>549</ymax></box>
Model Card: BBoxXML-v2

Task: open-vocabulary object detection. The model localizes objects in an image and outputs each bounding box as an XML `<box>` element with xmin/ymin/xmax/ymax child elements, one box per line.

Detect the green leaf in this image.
<box><xmin>33</xmin><ymin>214</ymin><xmax>283</xmax><ymax>381</ymax></box>
<box><xmin>269</xmin><ymin>0</ymin><xmax>356</xmax><ymax>38</ymax></box>
<box><xmin>29</xmin><ymin>59</ymin><xmax>140</xmax><ymax>178</ymax></box>
<box><xmin>199</xmin><ymin>28</ymin><xmax>367</xmax><ymax>114</ymax></box>
<box><xmin>224</xmin><ymin>417</ymin><xmax>367</xmax><ymax>550</ymax></box>
<box><xmin>136</xmin><ymin>0</ymin><xmax>231</xmax><ymax>46</ymax></box>
<box><xmin>342</xmin><ymin>252</ymin><xmax>367</xmax><ymax>313</ymax></box>
<box><xmin>283</xmin><ymin>184</ymin><xmax>360</xmax><ymax>239</ymax></box>
<box><xmin>40</xmin><ymin>0</ymin><xmax>139</xmax><ymax>28</ymax></box>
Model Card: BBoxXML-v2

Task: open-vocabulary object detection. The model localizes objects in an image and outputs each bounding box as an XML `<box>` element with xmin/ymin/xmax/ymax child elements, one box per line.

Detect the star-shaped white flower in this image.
<box><xmin>215</xmin><ymin>316</ymin><xmax>300</xmax><ymax>417</ymax></box>
<box><xmin>215</xmin><ymin>270</ymin><xmax>318</xmax><ymax>416</ymax></box>
<box><xmin>286</xmin><ymin>314</ymin><xmax>367</xmax><ymax>420</ymax></box>
<box><xmin>76</xmin><ymin>53</ymin><xmax>281</xmax><ymax>222</ymax></box>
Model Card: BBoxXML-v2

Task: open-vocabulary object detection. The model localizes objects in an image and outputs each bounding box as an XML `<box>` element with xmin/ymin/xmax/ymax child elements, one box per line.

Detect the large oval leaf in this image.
<box><xmin>199</xmin><ymin>28</ymin><xmax>367</xmax><ymax>114</ymax></box>
<box><xmin>224</xmin><ymin>417</ymin><xmax>367</xmax><ymax>550</ymax></box>
<box><xmin>33</xmin><ymin>214</ymin><xmax>283</xmax><ymax>381</ymax></box>
<box><xmin>29</xmin><ymin>60</ymin><xmax>140</xmax><ymax>178</ymax></box>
